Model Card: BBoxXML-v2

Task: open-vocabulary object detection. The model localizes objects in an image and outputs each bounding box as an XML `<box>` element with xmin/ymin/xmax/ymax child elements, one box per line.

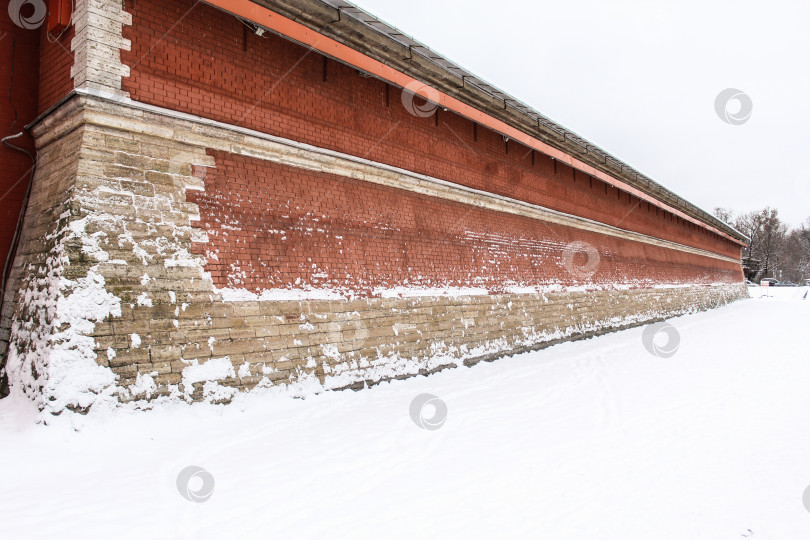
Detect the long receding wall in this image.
<box><xmin>0</xmin><ymin>0</ymin><xmax>746</xmax><ymax>415</ymax></box>
<box><xmin>0</xmin><ymin>94</ymin><xmax>745</xmax><ymax>414</ymax></box>
<box><xmin>120</xmin><ymin>0</ymin><xmax>741</xmax><ymax>259</ymax></box>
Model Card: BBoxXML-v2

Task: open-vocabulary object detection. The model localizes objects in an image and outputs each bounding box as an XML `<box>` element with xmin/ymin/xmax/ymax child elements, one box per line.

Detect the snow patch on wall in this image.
<box><xmin>375</xmin><ymin>286</ymin><xmax>489</xmax><ymax>298</ymax></box>
<box><xmin>2</xmin><ymin>188</ymin><xmax>218</xmax><ymax>418</ymax></box>
<box><xmin>214</xmin><ymin>285</ymin><xmax>346</xmax><ymax>302</ymax></box>
<box><xmin>130</xmin><ymin>373</ymin><xmax>157</xmax><ymax>399</ymax></box>
<box><xmin>4</xmin><ymin>216</ymin><xmax>123</xmax><ymax>417</ymax></box>
<box><xmin>180</xmin><ymin>357</ymin><xmax>237</xmax><ymax>402</ymax></box>
<box><xmin>214</xmin><ymin>281</ymin><xmax>740</xmax><ymax>302</ymax></box>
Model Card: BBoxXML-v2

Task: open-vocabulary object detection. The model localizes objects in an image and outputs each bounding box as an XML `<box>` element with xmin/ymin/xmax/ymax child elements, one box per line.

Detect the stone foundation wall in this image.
<box><xmin>0</xmin><ymin>94</ymin><xmax>747</xmax><ymax>414</ymax></box>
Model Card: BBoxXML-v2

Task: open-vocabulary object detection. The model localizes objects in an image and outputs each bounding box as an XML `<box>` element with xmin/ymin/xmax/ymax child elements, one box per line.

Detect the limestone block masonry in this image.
<box><xmin>0</xmin><ymin>94</ymin><xmax>747</xmax><ymax>415</ymax></box>
<box><xmin>71</xmin><ymin>0</ymin><xmax>132</xmax><ymax>97</ymax></box>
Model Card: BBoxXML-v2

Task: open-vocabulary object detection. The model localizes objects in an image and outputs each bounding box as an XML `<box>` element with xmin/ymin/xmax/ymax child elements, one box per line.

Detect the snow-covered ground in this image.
<box><xmin>1</xmin><ymin>287</ymin><xmax>809</xmax><ymax>539</ymax></box>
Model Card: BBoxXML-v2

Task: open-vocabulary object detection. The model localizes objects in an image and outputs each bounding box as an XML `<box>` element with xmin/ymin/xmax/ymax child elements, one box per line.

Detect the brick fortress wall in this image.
<box><xmin>0</xmin><ymin>0</ymin><xmax>746</xmax><ymax>415</ymax></box>
<box><xmin>0</xmin><ymin>95</ymin><xmax>746</xmax><ymax>414</ymax></box>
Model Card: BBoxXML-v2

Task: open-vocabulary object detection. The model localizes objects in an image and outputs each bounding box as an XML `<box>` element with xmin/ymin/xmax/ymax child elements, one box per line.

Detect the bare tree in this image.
<box><xmin>713</xmin><ymin>207</ymin><xmax>735</xmax><ymax>225</ymax></box>
<box><xmin>729</xmin><ymin>207</ymin><xmax>787</xmax><ymax>280</ymax></box>
<box><xmin>712</xmin><ymin>206</ymin><xmax>808</xmax><ymax>282</ymax></box>
<box><xmin>733</xmin><ymin>210</ymin><xmax>762</xmax><ymax>278</ymax></box>
<box><xmin>781</xmin><ymin>219</ymin><xmax>810</xmax><ymax>282</ymax></box>
<box><xmin>756</xmin><ymin>208</ymin><xmax>787</xmax><ymax>278</ymax></box>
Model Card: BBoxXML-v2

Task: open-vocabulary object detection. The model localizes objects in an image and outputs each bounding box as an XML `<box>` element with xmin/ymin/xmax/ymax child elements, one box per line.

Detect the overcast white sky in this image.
<box><xmin>355</xmin><ymin>0</ymin><xmax>810</xmax><ymax>228</ymax></box>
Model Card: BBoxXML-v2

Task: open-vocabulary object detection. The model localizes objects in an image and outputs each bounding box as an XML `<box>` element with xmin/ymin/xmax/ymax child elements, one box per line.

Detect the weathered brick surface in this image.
<box><xmin>37</xmin><ymin>7</ymin><xmax>75</xmax><ymax>114</ymax></box>
<box><xmin>191</xmin><ymin>149</ymin><xmax>741</xmax><ymax>294</ymax></box>
<box><xmin>0</xmin><ymin>95</ymin><xmax>747</xmax><ymax>411</ymax></box>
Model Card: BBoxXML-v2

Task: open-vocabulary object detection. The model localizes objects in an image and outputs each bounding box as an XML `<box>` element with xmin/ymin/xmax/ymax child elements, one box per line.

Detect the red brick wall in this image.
<box><xmin>120</xmin><ymin>0</ymin><xmax>741</xmax><ymax>264</ymax></box>
<box><xmin>37</xmin><ymin>22</ymin><xmax>73</xmax><ymax>114</ymax></box>
<box><xmin>1</xmin><ymin>1</ymin><xmax>74</xmax><ymax>278</ymax></box>
<box><xmin>190</xmin><ymin>150</ymin><xmax>741</xmax><ymax>294</ymax></box>
<box><xmin>0</xmin><ymin>11</ymin><xmax>39</xmax><ymax>273</ymax></box>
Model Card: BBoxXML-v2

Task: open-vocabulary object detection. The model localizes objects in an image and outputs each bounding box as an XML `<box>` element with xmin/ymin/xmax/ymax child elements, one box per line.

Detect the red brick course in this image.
<box><xmin>37</xmin><ymin>22</ymin><xmax>73</xmax><ymax>115</ymax></box>
<box><xmin>189</xmin><ymin>150</ymin><xmax>741</xmax><ymax>294</ymax></box>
